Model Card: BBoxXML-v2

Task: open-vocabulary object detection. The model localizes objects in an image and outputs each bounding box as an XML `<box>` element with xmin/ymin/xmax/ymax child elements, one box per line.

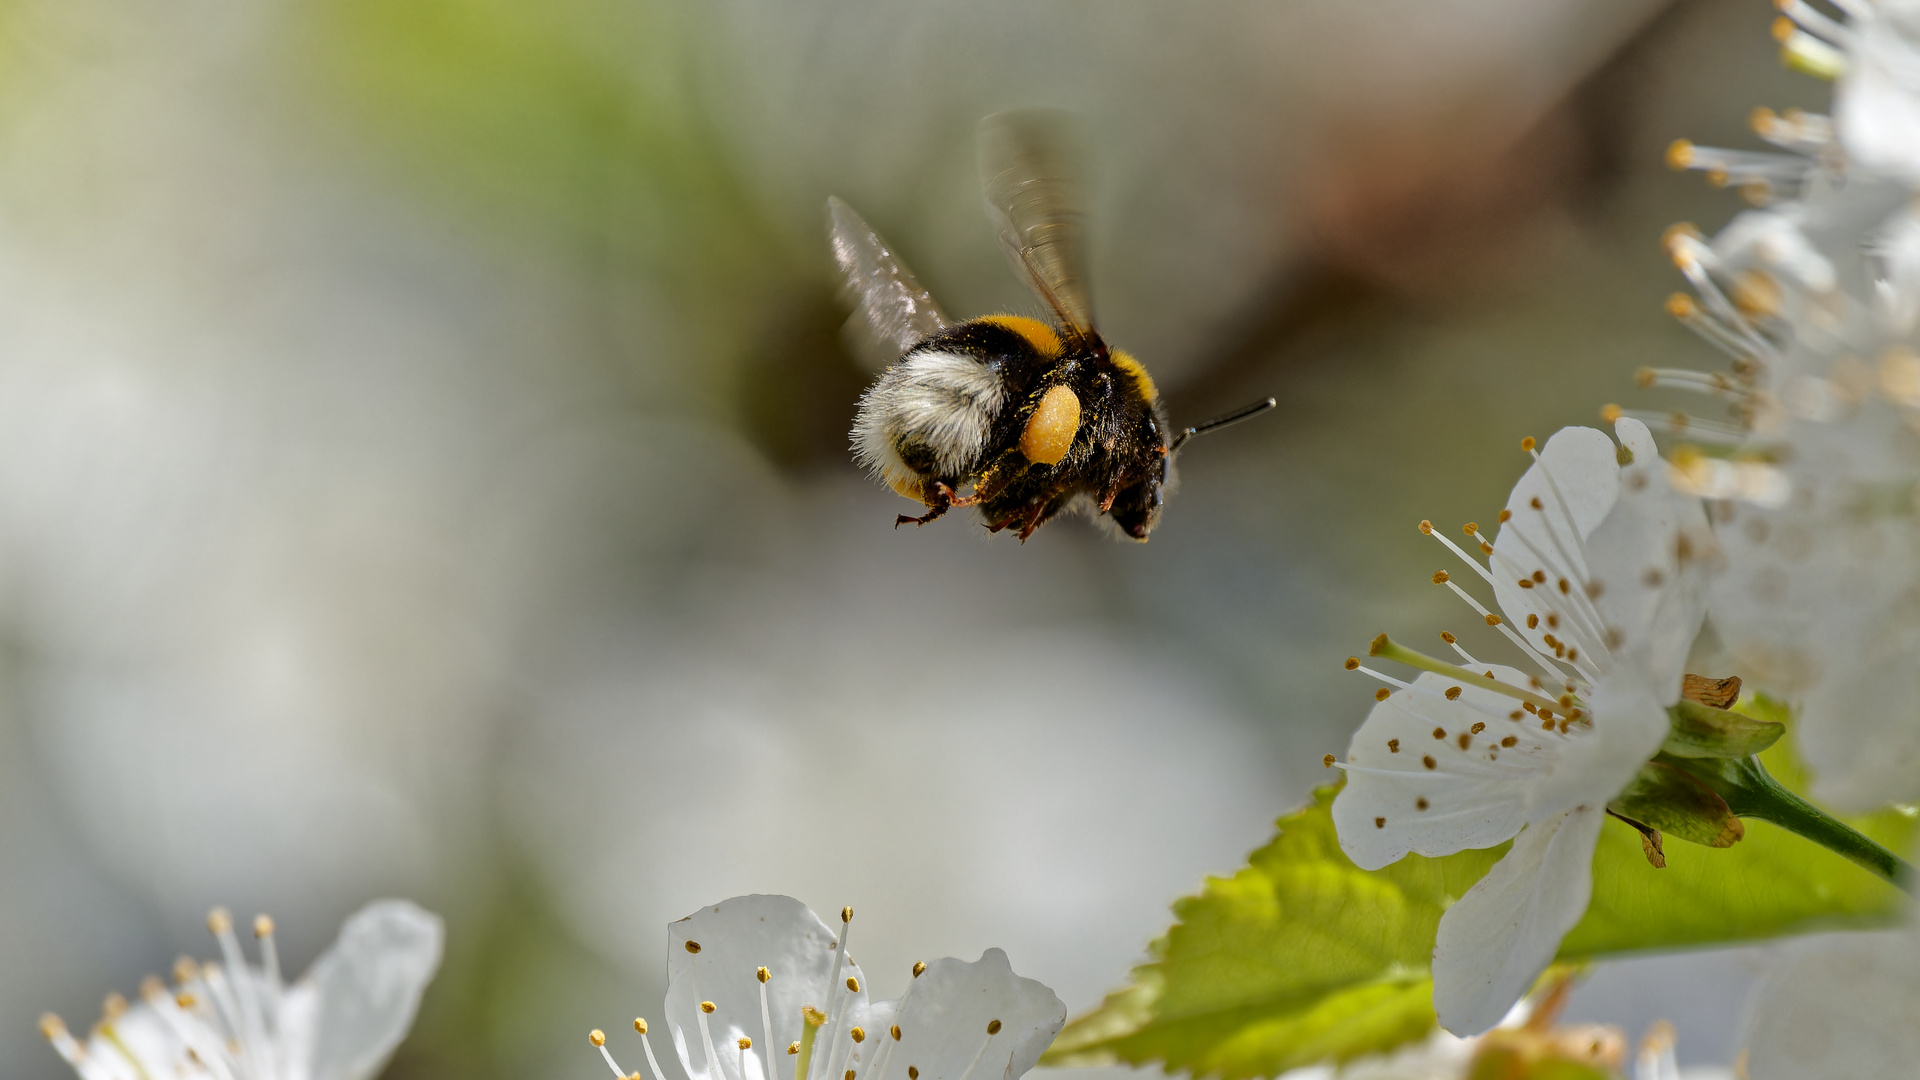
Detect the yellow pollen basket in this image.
<box><xmin>1020</xmin><ymin>386</ymin><xmax>1081</xmax><ymax>465</ymax></box>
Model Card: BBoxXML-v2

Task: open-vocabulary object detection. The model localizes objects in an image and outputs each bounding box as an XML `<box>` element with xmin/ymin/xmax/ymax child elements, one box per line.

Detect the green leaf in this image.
<box><xmin>1053</xmin><ymin>701</ymin><xmax>1914</xmax><ymax>1078</ymax></box>
<box><xmin>1044</xmin><ymin>789</ymin><xmax>1498</xmax><ymax>1077</ymax></box>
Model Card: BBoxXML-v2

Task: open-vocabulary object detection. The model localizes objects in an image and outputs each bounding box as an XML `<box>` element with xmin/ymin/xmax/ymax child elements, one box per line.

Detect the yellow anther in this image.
<box><xmin>207</xmin><ymin>908</ymin><xmax>232</xmax><ymax>935</ymax></box>
<box><xmin>176</xmin><ymin>992</ymin><xmax>197</xmax><ymax>1009</ymax></box>
<box><xmin>757</xmin><ymin>967</ymin><xmax>771</xmax><ymax>983</ymax></box>
<box><xmin>1418</xmin><ymin>519</ymin><xmax>1433</xmax><ymax>534</ymax></box>
<box><xmin>139</xmin><ymin>976</ymin><xmax>164</xmax><ymax>1000</ymax></box>
<box><xmin>1600</xmin><ymin>403</ymin><xmax>1623</xmax><ymax>423</ymax></box>
<box><xmin>591</xmin><ymin>1030</ymin><xmax>608</xmax><ymax>1047</ymax></box>
<box><xmin>252</xmin><ymin>915</ymin><xmax>274</xmax><ymax>938</ymax></box>
<box><xmin>987</xmin><ymin>1020</ymin><xmax>1003</xmax><ymax>1035</ymax></box>
<box><xmin>788</xmin><ymin>1043</ymin><xmax>801</xmax><ymax>1055</ymax></box>
<box><xmin>1772</xmin><ymin>15</ymin><xmax>1794</xmax><ymax>42</ymax></box>
<box><xmin>1733</xmin><ymin>270</ymin><xmax>1782</xmax><ymax>316</ymax></box>
<box><xmin>1445</xmin><ymin>686</ymin><xmax>1462</xmax><ymax>700</ymax></box>
<box><xmin>1440</xmin><ymin>631</ymin><xmax>1456</xmax><ymax>644</ymax></box>
<box><xmin>173</xmin><ymin>957</ymin><xmax>197</xmax><ymax>985</ymax></box>
<box><xmin>1485</xmin><ymin>614</ymin><xmax>1502</xmax><ymax>626</ymax></box>
<box><xmin>1666</xmin><ymin>139</ymin><xmax>1694</xmax><ymax>170</ymax></box>
<box><xmin>1375</xmin><ymin>688</ymin><xmax>1391</xmax><ymax>702</ymax></box>
<box><xmin>851</xmin><ymin>1027</ymin><xmax>866</xmax><ymax>1043</ymax></box>
<box><xmin>912</xmin><ymin>961</ymin><xmax>926</xmax><ymax>977</ymax></box>
<box><xmin>1469</xmin><ymin>723</ymin><xmax>1485</xmax><ymax>734</ymax></box>
<box><xmin>1661</xmin><ymin>222</ymin><xmax>1702</xmax><ymax>254</ymax></box>
<box><xmin>686</xmin><ymin>941</ymin><xmax>702</xmax><ymax>954</ymax></box>
<box><xmin>841</xmin><ymin>907</ymin><xmax>853</xmax><ymax>923</ymax></box>
<box><xmin>909</xmin><ymin>1068</ymin><xmax>920</xmax><ymax>1079</ymax></box>
<box><xmin>1520</xmin><ymin>436</ymin><xmax>1536</xmax><ymax>453</ymax></box>
<box><xmin>1344</xmin><ymin>656</ymin><xmax>1360</xmax><ymax>670</ymax></box>
<box><xmin>636</xmin><ymin>1018</ymin><xmax>650</xmax><ymax>1034</ymax></box>
<box><xmin>740</xmin><ymin>1038</ymin><xmax>754</xmax><ymax>1050</ymax></box>
<box><xmin>101</xmin><ymin>992</ymin><xmax>128</xmax><ymax>1022</ymax></box>
<box><xmin>1498</xmin><ymin>509</ymin><xmax>1511</xmax><ymax>523</ymax></box>
<box><xmin>701</xmin><ymin>1001</ymin><xmax>717</xmax><ymax>1014</ymax></box>
<box><xmin>39</xmin><ymin>1013</ymin><xmax>67</xmax><ymax>1040</ymax></box>
<box><xmin>1463</xmin><ymin>522</ymin><xmax>1479</xmax><ymax>535</ymax></box>
<box><xmin>1750</xmin><ymin>106</ymin><xmax>1778</xmax><ymax>135</ymax></box>
<box><xmin>1432</xmin><ymin>570</ymin><xmax>1450</xmax><ymax>584</ymax></box>
<box><xmin>846</xmin><ymin>977</ymin><xmax>859</xmax><ymax>992</ymax></box>
<box><xmin>891</xmin><ymin>1025</ymin><xmax>902</xmax><ymax>1041</ymax></box>
<box><xmin>1322</xmin><ymin>754</ymin><xmax>1336</xmax><ymax>768</ymax></box>
<box><xmin>847</xmin><ymin>1072</ymin><xmax>856</xmax><ymax>1080</ymax></box>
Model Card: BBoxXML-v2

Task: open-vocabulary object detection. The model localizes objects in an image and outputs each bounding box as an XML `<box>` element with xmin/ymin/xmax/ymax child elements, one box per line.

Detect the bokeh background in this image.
<box><xmin>0</xmin><ymin>0</ymin><xmax>1826</xmax><ymax>1076</ymax></box>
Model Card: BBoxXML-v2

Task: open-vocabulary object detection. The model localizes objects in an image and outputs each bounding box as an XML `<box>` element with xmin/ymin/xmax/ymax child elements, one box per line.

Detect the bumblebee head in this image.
<box><xmin>1107</xmin><ymin>456</ymin><xmax>1168</xmax><ymax>541</ymax></box>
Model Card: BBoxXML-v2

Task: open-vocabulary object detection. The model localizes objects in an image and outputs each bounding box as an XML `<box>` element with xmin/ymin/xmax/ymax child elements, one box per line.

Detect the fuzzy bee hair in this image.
<box><xmin>850</xmin><ymin>347</ymin><xmax>1007</xmax><ymax>499</ymax></box>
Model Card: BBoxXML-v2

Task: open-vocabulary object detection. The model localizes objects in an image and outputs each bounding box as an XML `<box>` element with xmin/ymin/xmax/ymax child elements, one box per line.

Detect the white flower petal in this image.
<box><xmin>1707</xmin><ymin>415</ymin><xmax>1920</xmax><ymax>810</ymax></box>
<box><xmin>1332</xmin><ymin>667</ymin><xmax>1556</xmax><ymax>870</ymax></box>
<box><xmin>1430</xmin><ymin>805</ymin><xmax>1605</xmax><ymax>1037</ymax></box>
<box><xmin>1799</xmin><ymin>646</ymin><xmax>1920</xmax><ymax>810</ymax></box>
<box><xmin>667</xmin><ymin>895</ymin><xmax>864</xmax><ymax>1080</ymax></box>
<box><xmin>1539</xmin><ymin>670</ymin><xmax>1671</xmax><ymax>818</ymax></box>
<box><xmin>1612</xmin><ymin>417</ymin><xmax>1660</xmax><ymax>466</ymax></box>
<box><xmin>1492</xmin><ymin>426</ymin><xmax>1619</xmax><ymax>663</ymax></box>
<box><xmin>306</xmin><ymin>899</ymin><xmax>445</xmax><ymax>1080</ymax></box>
<box><xmin>1838</xmin><ymin>2</ymin><xmax>1920</xmax><ymax>183</ymax></box>
<box><xmin>1582</xmin><ymin>463</ymin><xmax>1712</xmax><ymax>701</ymax></box>
<box><xmin>883</xmin><ymin>949</ymin><xmax>1064</xmax><ymax>1080</ymax></box>
<box><xmin>90</xmin><ymin>1005</ymin><xmax>179</xmax><ymax>1080</ymax></box>
<box><xmin>1741</xmin><ymin>923</ymin><xmax>1920</xmax><ymax>1080</ymax></box>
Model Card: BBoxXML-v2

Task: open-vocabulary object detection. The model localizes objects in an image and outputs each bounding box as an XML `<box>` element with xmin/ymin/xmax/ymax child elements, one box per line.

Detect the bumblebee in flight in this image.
<box><xmin>833</xmin><ymin>111</ymin><xmax>1272</xmax><ymax>542</ymax></box>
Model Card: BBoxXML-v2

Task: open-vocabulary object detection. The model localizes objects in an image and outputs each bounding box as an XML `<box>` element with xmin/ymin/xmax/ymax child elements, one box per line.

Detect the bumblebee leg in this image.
<box><xmin>895</xmin><ymin>480</ymin><xmax>959</xmax><ymax>529</ymax></box>
<box><xmin>1014</xmin><ymin>499</ymin><xmax>1054</xmax><ymax>542</ymax></box>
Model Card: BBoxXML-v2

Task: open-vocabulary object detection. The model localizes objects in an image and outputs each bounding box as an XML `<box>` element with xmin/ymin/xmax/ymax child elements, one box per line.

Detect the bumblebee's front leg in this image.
<box><xmin>895</xmin><ymin>480</ymin><xmax>962</xmax><ymax>529</ymax></box>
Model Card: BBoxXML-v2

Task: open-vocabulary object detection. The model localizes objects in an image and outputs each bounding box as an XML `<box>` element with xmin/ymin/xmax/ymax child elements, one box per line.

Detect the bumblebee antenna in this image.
<box><xmin>1170</xmin><ymin>397</ymin><xmax>1277</xmax><ymax>452</ymax></box>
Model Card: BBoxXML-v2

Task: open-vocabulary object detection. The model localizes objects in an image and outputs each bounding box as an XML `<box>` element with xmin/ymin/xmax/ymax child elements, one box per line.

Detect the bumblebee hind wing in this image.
<box><xmin>977</xmin><ymin>110</ymin><xmax>1096</xmax><ymax>342</ymax></box>
<box><xmin>827</xmin><ymin>196</ymin><xmax>951</xmax><ymax>372</ymax></box>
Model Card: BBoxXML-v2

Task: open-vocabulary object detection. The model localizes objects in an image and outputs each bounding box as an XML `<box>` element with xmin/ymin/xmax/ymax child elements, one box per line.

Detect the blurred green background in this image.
<box><xmin>0</xmin><ymin>0</ymin><xmax>1827</xmax><ymax>1077</ymax></box>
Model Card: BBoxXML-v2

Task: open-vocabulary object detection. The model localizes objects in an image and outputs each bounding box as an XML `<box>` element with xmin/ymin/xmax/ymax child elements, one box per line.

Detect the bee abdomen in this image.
<box><xmin>850</xmin><ymin>347</ymin><xmax>1009</xmax><ymax>497</ymax></box>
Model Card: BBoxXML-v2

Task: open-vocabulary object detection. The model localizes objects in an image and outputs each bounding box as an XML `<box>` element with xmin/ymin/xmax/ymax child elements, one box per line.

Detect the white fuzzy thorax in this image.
<box><xmin>850</xmin><ymin>349</ymin><xmax>1006</xmax><ymax>495</ymax></box>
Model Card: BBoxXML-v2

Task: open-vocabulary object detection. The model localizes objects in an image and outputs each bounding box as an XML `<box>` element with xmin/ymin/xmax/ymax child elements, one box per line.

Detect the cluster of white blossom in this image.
<box><xmin>587</xmin><ymin>896</ymin><xmax>1064</xmax><ymax>1080</ymax></box>
<box><xmin>38</xmin><ymin>902</ymin><xmax>442</xmax><ymax>1080</ymax></box>
<box><xmin>1328</xmin><ymin>1</ymin><xmax>1920</xmax><ymax>1075</ymax></box>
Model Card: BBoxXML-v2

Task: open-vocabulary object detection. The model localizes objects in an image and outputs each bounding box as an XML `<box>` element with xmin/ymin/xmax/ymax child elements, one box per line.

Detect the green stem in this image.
<box><xmin>1659</xmin><ymin>753</ymin><xmax>1913</xmax><ymax>889</ymax></box>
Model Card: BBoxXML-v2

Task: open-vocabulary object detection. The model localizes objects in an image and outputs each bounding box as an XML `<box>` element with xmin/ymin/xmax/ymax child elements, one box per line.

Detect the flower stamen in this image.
<box><xmin>1367</xmin><ymin>635</ymin><xmax>1563</xmax><ymax>713</ymax></box>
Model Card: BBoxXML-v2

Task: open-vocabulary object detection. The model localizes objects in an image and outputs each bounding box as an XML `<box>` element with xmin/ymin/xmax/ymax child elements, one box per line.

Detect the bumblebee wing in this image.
<box><xmin>828</xmin><ymin>196</ymin><xmax>951</xmax><ymax>372</ymax></box>
<box><xmin>978</xmin><ymin>110</ymin><xmax>1095</xmax><ymax>342</ymax></box>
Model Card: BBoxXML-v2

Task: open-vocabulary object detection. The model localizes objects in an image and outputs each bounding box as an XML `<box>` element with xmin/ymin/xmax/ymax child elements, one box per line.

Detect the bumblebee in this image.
<box><xmin>833</xmin><ymin>111</ymin><xmax>1271</xmax><ymax>542</ymax></box>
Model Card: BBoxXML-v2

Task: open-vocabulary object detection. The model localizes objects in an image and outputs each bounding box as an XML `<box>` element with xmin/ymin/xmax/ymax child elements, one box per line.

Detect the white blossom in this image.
<box><xmin>1654</xmin><ymin>0</ymin><xmax>1920</xmax><ymax>810</ymax></box>
<box><xmin>592</xmin><ymin>896</ymin><xmax>1064</xmax><ymax>1080</ymax></box>
<box><xmin>1737</xmin><ymin>906</ymin><xmax>1920</xmax><ymax>1080</ymax></box>
<box><xmin>1331</xmin><ymin>420</ymin><xmax>1711</xmax><ymax>1035</ymax></box>
<box><xmin>39</xmin><ymin>901</ymin><xmax>443</xmax><ymax>1080</ymax></box>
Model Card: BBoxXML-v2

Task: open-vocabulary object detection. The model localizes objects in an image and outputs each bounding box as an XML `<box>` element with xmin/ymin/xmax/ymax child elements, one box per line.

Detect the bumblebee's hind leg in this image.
<box><xmin>895</xmin><ymin>480</ymin><xmax>967</xmax><ymax>529</ymax></box>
